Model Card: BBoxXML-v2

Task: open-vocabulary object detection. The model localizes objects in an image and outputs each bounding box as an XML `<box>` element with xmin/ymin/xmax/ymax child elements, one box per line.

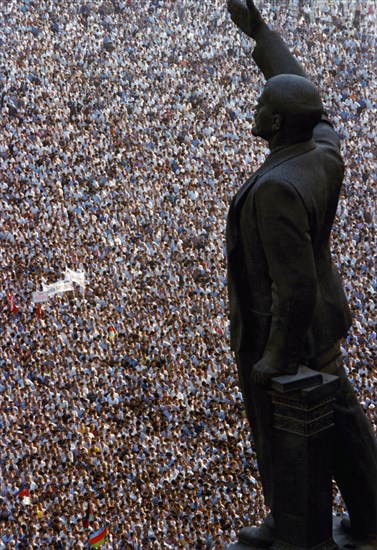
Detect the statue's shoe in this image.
<box><xmin>340</xmin><ymin>517</ymin><xmax>377</xmax><ymax>547</ymax></box>
<box><xmin>238</xmin><ymin>514</ymin><xmax>275</xmax><ymax>548</ymax></box>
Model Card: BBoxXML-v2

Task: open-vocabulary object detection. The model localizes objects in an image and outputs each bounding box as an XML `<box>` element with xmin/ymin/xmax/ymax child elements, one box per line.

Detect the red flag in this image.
<box><xmin>36</xmin><ymin>303</ymin><xmax>43</xmax><ymax>319</ymax></box>
<box><xmin>7</xmin><ymin>293</ymin><xmax>19</xmax><ymax>314</ymax></box>
<box><xmin>83</xmin><ymin>503</ymin><xmax>94</xmax><ymax>529</ymax></box>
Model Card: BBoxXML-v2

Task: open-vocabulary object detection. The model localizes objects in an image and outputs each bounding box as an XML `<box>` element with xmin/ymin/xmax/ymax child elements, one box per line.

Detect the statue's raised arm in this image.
<box><xmin>227</xmin><ymin>0</ymin><xmax>307</xmax><ymax>79</ymax></box>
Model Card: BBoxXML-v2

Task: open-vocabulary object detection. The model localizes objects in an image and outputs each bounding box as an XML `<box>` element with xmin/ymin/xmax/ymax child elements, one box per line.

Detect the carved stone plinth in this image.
<box><xmin>270</xmin><ymin>370</ymin><xmax>340</xmax><ymax>549</ymax></box>
<box><xmin>227</xmin><ymin>368</ymin><xmax>342</xmax><ymax>550</ymax></box>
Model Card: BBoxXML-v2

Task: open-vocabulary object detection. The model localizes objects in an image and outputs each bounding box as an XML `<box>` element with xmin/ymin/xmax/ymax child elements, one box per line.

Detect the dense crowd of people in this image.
<box><xmin>0</xmin><ymin>0</ymin><xmax>375</xmax><ymax>547</ymax></box>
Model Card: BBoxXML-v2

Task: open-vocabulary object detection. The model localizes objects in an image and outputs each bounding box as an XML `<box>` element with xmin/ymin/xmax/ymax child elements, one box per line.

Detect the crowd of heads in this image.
<box><xmin>0</xmin><ymin>0</ymin><xmax>376</xmax><ymax>547</ymax></box>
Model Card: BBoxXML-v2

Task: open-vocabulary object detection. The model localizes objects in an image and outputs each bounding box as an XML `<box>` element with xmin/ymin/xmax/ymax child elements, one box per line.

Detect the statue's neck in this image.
<box><xmin>268</xmin><ymin>131</ymin><xmax>313</xmax><ymax>151</ymax></box>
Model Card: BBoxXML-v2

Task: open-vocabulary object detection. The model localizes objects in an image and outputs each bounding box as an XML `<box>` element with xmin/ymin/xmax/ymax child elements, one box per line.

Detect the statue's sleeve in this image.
<box><xmin>252</xmin><ymin>24</ymin><xmax>307</xmax><ymax>80</ymax></box>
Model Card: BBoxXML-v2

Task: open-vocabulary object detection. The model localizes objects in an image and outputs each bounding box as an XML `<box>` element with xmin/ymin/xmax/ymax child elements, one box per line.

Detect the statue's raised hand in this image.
<box><xmin>227</xmin><ymin>0</ymin><xmax>264</xmax><ymax>38</ymax></box>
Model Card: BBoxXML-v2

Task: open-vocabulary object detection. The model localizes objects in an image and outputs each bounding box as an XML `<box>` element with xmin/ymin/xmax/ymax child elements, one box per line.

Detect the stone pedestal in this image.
<box><xmin>228</xmin><ymin>368</ymin><xmax>343</xmax><ymax>550</ymax></box>
<box><xmin>270</xmin><ymin>370</ymin><xmax>340</xmax><ymax>549</ymax></box>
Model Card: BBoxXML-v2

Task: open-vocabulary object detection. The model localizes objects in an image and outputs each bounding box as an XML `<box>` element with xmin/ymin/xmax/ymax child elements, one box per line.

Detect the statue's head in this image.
<box><xmin>252</xmin><ymin>74</ymin><xmax>323</xmax><ymax>145</ymax></box>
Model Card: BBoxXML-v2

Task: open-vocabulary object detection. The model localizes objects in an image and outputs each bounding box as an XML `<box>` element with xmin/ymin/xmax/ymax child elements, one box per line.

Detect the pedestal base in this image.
<box><xmin>270</xmin><ymin>372</ymin><xmax>340</xmax><ymax>547</ymax></box>
<box><xmin>227</xmin><ymin>516</ymin><xmax>373</xmax><ymax>550</ymax></box>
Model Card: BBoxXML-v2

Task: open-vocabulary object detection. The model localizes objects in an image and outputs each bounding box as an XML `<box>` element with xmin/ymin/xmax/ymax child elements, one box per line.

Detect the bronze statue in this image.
<box><xmin>226</xmin><ymin>0</ymin><xmax>377</xmax><ymax>545</ymax></box>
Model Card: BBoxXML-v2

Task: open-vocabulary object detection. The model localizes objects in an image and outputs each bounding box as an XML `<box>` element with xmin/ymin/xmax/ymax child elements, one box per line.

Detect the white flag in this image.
<box><xmin>64</xmin><ymin>268</ymin><xmax>86</xmax><ymax>288</ymax></box>
<box><xmin>22</xmin><ymin>495</ymin><xmax>31</xmax><ymax>506</ymax></box>
<box><xmin>42</xmin><ymin>279</ymin><xmax>74</xmax><ymax>296</ymax></box>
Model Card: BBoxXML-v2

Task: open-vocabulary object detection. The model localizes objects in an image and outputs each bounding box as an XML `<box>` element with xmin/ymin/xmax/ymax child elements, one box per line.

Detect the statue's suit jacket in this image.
<box><xmin>226</xmin><ymin>25</ymin><xmax>352</xmax><ymax>367</ymax></box>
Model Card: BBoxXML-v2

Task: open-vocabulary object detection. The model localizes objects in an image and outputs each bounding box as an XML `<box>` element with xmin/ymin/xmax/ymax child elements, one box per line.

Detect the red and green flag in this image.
<box><xmin>89</xmin><ymin>525</ymin><xmax>107</xmax><ymax>548</ymax></box>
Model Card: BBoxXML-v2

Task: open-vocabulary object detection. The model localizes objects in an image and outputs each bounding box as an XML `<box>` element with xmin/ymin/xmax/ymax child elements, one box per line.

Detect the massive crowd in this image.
<box><xmin>0</xmin><ymin>0</ymin><xmax>376</xmax><ymax>547</ymax></box>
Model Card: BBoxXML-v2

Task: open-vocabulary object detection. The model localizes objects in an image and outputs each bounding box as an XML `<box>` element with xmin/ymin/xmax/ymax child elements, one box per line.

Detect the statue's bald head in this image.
<box><xmin>261</xmin><ymin>74</ymin><xmax>323</xmax><ymax>135</ymax></box>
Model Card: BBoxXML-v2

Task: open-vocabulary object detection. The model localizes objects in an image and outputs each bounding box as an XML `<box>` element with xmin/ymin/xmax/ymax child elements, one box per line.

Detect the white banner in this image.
<box><xmin>42</xmin><ymin>279</ymin><xmax>74</xmax><ymax>296</ymax></box>
<box><xmin>64</xmin><ymin>268</ymin><xmax>86</xmax><ymax>288</ymax></box>
<box><xmin>32</xmin><ymin>291</ymin><xmax>50</xmax><ymax>303</ymax></box>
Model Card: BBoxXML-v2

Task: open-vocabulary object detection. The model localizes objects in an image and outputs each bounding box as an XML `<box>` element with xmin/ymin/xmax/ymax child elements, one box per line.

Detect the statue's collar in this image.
<box><xmin>261</xmin><ymin>138</ymin><xmax>316</xmax><ymax>176</ymax></box>
<box><xmin>233</xmin><ymin>138</ymin><xmax>316</xmax><ymax>209</ymax></box>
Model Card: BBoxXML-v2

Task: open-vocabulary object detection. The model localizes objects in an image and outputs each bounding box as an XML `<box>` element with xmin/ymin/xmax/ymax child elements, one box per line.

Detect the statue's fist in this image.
<box><xmin>227</xmin><ymin>0</ymin><xmax>264</xmax><ymax>38</ymax></box>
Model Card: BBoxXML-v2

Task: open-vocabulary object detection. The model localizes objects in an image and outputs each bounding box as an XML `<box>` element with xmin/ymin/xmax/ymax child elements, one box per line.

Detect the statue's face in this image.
<box><xmin>251</xmin><ymin>93</ymin><xmax>275</xmax><ymax>140</ymax></box>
